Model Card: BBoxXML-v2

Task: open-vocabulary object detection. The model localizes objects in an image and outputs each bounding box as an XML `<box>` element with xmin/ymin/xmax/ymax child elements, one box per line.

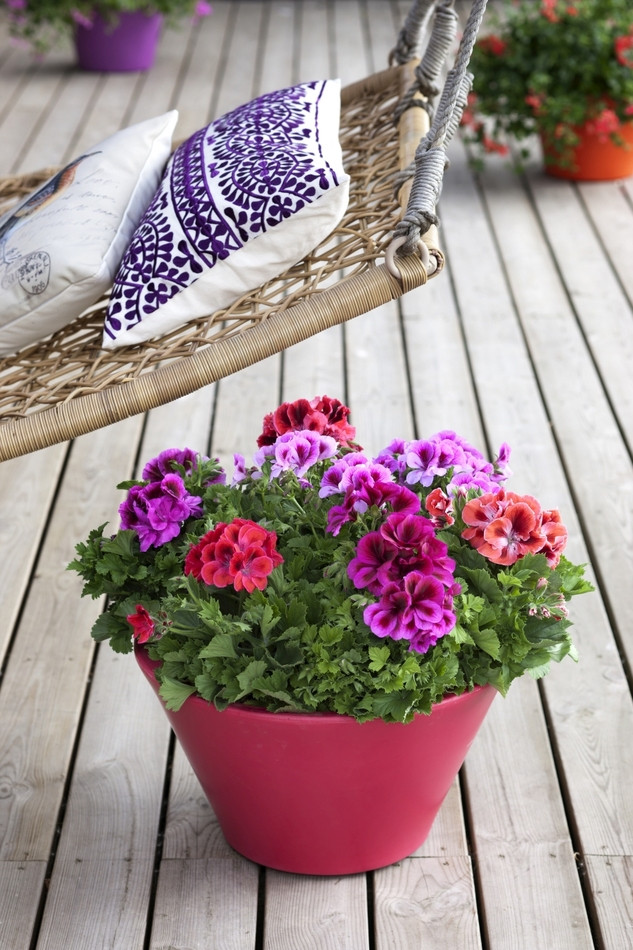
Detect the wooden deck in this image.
<box><xmin>1</xmin><ymin>1</ymin><xmax>633</xmax><ymax>947</ymax></box>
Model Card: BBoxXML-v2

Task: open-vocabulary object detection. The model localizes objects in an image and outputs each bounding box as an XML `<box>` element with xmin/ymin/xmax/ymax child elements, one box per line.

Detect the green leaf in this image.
<box><xmin>471</xmin><ymin>628</ymin><xmax>501</xmax><ymax>659</ymax></box>
<box><xmin>368</xmin><ymin>646</ymin><xmax>391</xmax><ymax>672</ymax></box>
<box><xmin>159</xmin><ymin>676</ymin><xmax>197</xmax><ymax>711</ymax></box>
<box><xmin>459</xmin><ymin>566</ymin><xmax>503</xmax><ymax>603</ymax></box>
<box><xmin>273</xmin><ymin>641</ymin><xmax>304</xmax><ymax>667</ymax></box>
<box><xmin>236</xmin><ymin>660</ymin><xmax>268</xmax><ymax>694</ymax></box>
<box><xmin>199</xmin><ymin>634</ymin><xmax>238</xmax><ymax>659</ymax></box>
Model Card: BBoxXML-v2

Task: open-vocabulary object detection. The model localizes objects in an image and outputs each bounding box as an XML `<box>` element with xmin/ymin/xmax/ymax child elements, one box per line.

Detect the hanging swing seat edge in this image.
<box><xmin>0</xmin><ymin>62</ymin><xmax>442</xmax><ymax>462</ymax></box>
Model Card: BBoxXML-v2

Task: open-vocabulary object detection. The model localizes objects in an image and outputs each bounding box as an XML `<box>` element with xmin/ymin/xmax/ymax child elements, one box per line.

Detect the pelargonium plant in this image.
<box><xmin>2</xmin><ymin>0</ymin><xmax>211</xmax><ymax>55</ymax></box>
<box><xmin>462</xmin><ymin>0</ymin><xmax>633</xmax><ymax>167</ymax></box>
<box><xmin>69</xmin><ymin>395</ymin><xmax>591</xmax><ymax>724</ymax></box>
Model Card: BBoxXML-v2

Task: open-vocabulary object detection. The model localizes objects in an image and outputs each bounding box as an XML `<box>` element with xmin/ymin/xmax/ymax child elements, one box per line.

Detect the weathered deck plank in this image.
<box><xmin>0</xmin><ymin>2</ymin><xmax>632</xmax><ymax>948</ymax></box>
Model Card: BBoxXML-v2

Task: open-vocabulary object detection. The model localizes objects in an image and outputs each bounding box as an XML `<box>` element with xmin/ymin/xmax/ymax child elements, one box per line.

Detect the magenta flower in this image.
<box><xmin>363</xmin><ymin>572</ymin><xmax>453</xmax><ymax>653</ymax></box>
<box><xmin>348</xmin><ymin>532</ymin><xmax>397</xmax><ymax>594</ymax></box>
<box><xmin>120</xmin><ymin>474</ymin><xmax>203</xmax><ymax>551</ymax></box>
<box><xmin>142</xmin><ymin>447</ymin><xmax>203</xmax><ymax>482</ymax></box>
<box><xmin>350</xmin><ymin>511</ymin><xmax>458</xmax><ymax>652</ymax></box>
<box><xmin>269</xmin><ymin>430</ymin><xmax>337</xmax><ymax>478</ymax></box>
<box><xmin>324</xmin><ymin>462</ymin><xmax>420</xmax><ymax>534</ymax></box>
<box><xmin>319</xmin><ymin>452</ymin><xmax>368</xmax><ymax>497</ymax></box>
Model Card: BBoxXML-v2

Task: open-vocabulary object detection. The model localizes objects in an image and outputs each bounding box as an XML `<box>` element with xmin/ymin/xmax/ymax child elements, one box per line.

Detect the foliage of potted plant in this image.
<box><xmin>2</xmin><ymin>0</ymin><xmax>212</xmax><ymax>70</ymax></box>
<box><xmin>69</xmin><ymin>395</ymin><xmax>591</xmax><ymax>873</ymax></box>
<box><xmin>462</xmin><ymin>0</ymin><xmax>633</xmax><ymax>179</ymax></box>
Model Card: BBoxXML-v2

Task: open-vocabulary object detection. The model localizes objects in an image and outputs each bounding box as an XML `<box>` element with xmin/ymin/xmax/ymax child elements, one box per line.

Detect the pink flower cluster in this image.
<box><xmin>319</xmin><ymin>454</ymin><xmax>421</xmax><ymax>535</ymax></box>
<box><xmin>348</xmin><ymin>512</ymin><xmax>459</xmax><ymax>654</ymax></box>
<box><xmin>254</xmin><ymin>430</ymin><xmax>338</xmax><ymax>480</ymax></box>
<box><xmin>375</xmin><ymin>432</ymin><xmax>511</xmax><ymax>495</ymax></box>
<box><xmin>461</xmin><ymin>489</ymin><xmax>567</xmax><ymax>567</ymax></box>
<box><xmin>185</xmin><ymin>518</ymin><xmax>283</xmax><ymax>593</ymax></box>
<box><xmin>257</xmin><ymin>395</ymin><xmax>356</xmax><ymax>448</ymax></box>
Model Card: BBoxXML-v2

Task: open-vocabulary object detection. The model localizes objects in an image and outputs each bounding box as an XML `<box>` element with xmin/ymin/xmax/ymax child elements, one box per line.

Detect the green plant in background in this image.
<box><xmin>462</xmin><ymin>0</ymin><xmax>633</xmax><ymax>166</ymax></box>
<box><xmin>2</xmin><ymin>0</ymin><xmax>211</xmax><ymax>55</ymax></box>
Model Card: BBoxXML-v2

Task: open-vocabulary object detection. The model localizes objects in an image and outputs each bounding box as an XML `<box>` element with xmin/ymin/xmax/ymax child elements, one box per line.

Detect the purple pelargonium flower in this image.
<box><xmin>324</xmin><ymin>461</ymin><xmax>420</xmax><ymax>535</ymax></box>
<box><xmin>319</xmin><ymin>452</ymin><xmax>368</xmax><ymax>497</ymax></box>
<box><xmin>363</xmin><ymin>572</ymin><xmax>457</xmax><ymax>654</ymax></box>
<box><xmin>142</xmin><ymin>447</ymin><xmax>203</xmax><ymax>482</ymax></box>
<box><xmin>405</xmin><ymin>437</ymin><xmax>467</xmax><ymax>486</ymax></box>
<box><xmin>349</xmin><ymin>511</ymin><xmax>458</xmax><ymax>653</ymax></box>
<box><xmin>372</xmin><ymin>440</ymin><xmax>407</xmax><ymax>478</ymax></box>
<box><xmin>119</xmin><ymin>474</ymin><xmax>203</xmax><ymax>551</ymax></box>
<box><xmin>256</xmin><ymin>429</ymin><xmax>338</xmax><ymax>479</ymax></box>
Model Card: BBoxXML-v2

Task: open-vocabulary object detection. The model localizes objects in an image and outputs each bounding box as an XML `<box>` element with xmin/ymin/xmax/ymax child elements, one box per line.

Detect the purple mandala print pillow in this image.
<box><xmin>103</xmin><ymin>80</ymin><xmax>349</xmax><ymax>349</ymax></box>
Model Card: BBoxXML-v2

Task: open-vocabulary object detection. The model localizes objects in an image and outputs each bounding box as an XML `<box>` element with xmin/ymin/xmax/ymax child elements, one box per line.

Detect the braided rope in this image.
<box><xmin>389</xmin><ymin>0</ymin><xmax>436</xmax><ymax>66</ymax></box>
<box><xmin>393</xmin><ymin>0</ymin><xmax>458</xmax><ymax>123</ymax></box>
<box><xmin>387</xmin><ymin>0</ymin><xmax>489</xmax><ymax>275</ymax></box>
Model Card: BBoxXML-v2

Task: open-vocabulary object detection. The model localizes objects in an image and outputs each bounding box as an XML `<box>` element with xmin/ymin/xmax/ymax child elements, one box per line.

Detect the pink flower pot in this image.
<box><xmin>74</xmin><ymin>11</ymin><xmax>163</xmax><ymax>73</ymax></box>
<box><xmin>136</xmin><ymin>645</ymin><xmax>496</xmax><ymax>875</ymax></box>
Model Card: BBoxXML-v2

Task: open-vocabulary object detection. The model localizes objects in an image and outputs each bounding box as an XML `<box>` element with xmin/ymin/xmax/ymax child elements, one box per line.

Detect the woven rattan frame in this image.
<box><xmin>0</xmin><ymin>64</ymin><xmax>443</xmax><ymax>462</ymax></box>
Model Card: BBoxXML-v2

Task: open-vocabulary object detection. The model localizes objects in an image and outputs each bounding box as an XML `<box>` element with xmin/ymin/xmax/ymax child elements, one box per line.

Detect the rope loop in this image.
<box><xmin>389</xmin><ymin>0</ymin><xmax>489</xmax><ymax>257</ymax></box>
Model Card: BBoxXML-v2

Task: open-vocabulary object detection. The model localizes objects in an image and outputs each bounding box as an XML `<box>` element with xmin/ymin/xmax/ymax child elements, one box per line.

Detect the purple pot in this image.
<box><xmin>74</xmin><ymin>11</ymin><xmax>163</xmax><ymax>73</ymax></box>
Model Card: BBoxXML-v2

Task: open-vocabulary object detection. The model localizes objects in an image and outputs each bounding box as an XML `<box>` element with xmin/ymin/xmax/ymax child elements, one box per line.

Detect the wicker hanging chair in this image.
<box><xmin>0</xmin><ymin>0</ymin><xmax>488</xmax><ymax>462</ymax></box>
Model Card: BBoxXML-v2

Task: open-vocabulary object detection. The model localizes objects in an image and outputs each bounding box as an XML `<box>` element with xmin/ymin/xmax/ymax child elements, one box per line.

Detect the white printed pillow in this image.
<box><xmin>103</xmin><ymin>80</ymin><xmax>349</xmax><ymax>349</ymax></box>
<box><xmin>0</xmin><ymin>111</ymin><xmax>178</xmax><ymax>356</ymax></box>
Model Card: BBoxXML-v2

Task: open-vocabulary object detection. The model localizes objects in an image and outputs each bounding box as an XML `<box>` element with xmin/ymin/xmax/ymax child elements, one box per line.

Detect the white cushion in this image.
<box><xmin>0</xmin><ymin>111</ymin><xmax>178</xmax><ymax>356</ymax></box>
<box><xmin>103</xmin><ymin>80</ymin><xmax>349</xmax><ymax>349</ymax></box>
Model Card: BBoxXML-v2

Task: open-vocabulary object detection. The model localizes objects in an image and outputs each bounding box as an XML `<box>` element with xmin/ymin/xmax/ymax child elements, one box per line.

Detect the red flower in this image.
<box><xmin>540</xmin><ymin>509</ymin><xmax>567</xmax><ymax>568</ymax></box>
<box><xmin>541</xmin><ymin>0</ymin><xmax>559</xmax><ymax>22</ymax></box>
<box><xmin>615</xmin><ymin>34</ymin><xmax>633</xmax><ymax>68</ymax></box>
<box><xmin>461</xmin><ymin>490</ymin><xmax>567</xmax><ymax>567</ymax></box>
<box><xmin>425</xmin><ymin>488</ymin><xmax>454</xmax><ymax>526</ymax></box>
<box><xmin>525</xmin><ymin>93</ymin><xmax>545</xmax><ymax>114</ymax></box>
<box><xmin>186</xmin><ymin>519</ymin><xmax>283</xmax><ymax>593</ymax></box>
<box><xmin>625</xmin><ymin>104</ymin><xmax>633</xmax><ymax>116</ymax></box>
<box><xmin>565</xmin><ymin>5</ymin><xmax>578</xmax><ymax>15</ymax></box>
<box><xmin>478</xmin><ymin>35</ymin><xmax>507</xmax><ymax>57</ymax></box>
<box><xmin>585</xmin><ymin>108</ymin><xmax>620</xmax><ymax>141</ymax></box>
<box><xmin>184</xmin><ymin>523</ymin><xmax>227</xmax><ymax>579</ymax></box>
<box><xmin>257</xmin><ymin>395</ymin><xmax>356</xmax><ymax>448</ymax></box>
<box><xmin>482</xmin><ymin>136</ymin><xmax>509</xmax><ymax>155</ymax></box>
<box><xmin>127</xmin><ymin>604</ymin><xmax>155</xmax><ymax>643</ymax></box>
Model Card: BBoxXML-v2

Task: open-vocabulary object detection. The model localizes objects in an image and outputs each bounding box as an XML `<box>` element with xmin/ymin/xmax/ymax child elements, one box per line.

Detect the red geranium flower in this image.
<box><xmin>478</xmin><ymin>35</ymin><xmax>507</xmax><ymax>56</ymax></box>
<box><xmin>186</xmin><ymin>519</ymin><xmax>283</xmax><ymax>593</ymax></box>
<box><xmin>615</xmin><ymin>34</ymin><xmax>633</xmax><ymax>68</ymax></box>
<box><xmin>127</xmin><ymin>604</ymin><xmax>155</xmax><ymax>643</ymax></box>
<box><xmin>257</xmin><ymin>395</ymin><xmax>356</xmax><ymax>448</ymax></box>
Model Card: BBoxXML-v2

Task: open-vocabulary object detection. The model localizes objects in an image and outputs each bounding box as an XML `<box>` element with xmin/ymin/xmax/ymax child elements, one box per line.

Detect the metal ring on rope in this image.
<box><xmin>385</xmin><ymin>235</ymin><xmax>437</xmax><ymax>280</ymax></box>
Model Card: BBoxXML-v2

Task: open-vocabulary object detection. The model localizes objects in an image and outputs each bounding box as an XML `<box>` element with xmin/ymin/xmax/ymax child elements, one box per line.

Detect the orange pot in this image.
<box><xmin>541</xmin><ymin>121</ymin><xmax>633</xmax><ymax>181</ymax></box>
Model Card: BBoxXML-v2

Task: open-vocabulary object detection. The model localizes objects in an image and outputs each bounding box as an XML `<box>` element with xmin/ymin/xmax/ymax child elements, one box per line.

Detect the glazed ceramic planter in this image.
<box><xmin>74</xmin><ymin>11</ymin><xmax>163</xmax><ymax>72</ymax></box>
<box><xmin>136</xmin><ymin>644</ymin><xmax>496</xmax><ymax>875</ymax></box>
<box><xmin>541</xmin><ymin>121</ymin><xmax>633</xmax><ymax>181</ymax></box>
